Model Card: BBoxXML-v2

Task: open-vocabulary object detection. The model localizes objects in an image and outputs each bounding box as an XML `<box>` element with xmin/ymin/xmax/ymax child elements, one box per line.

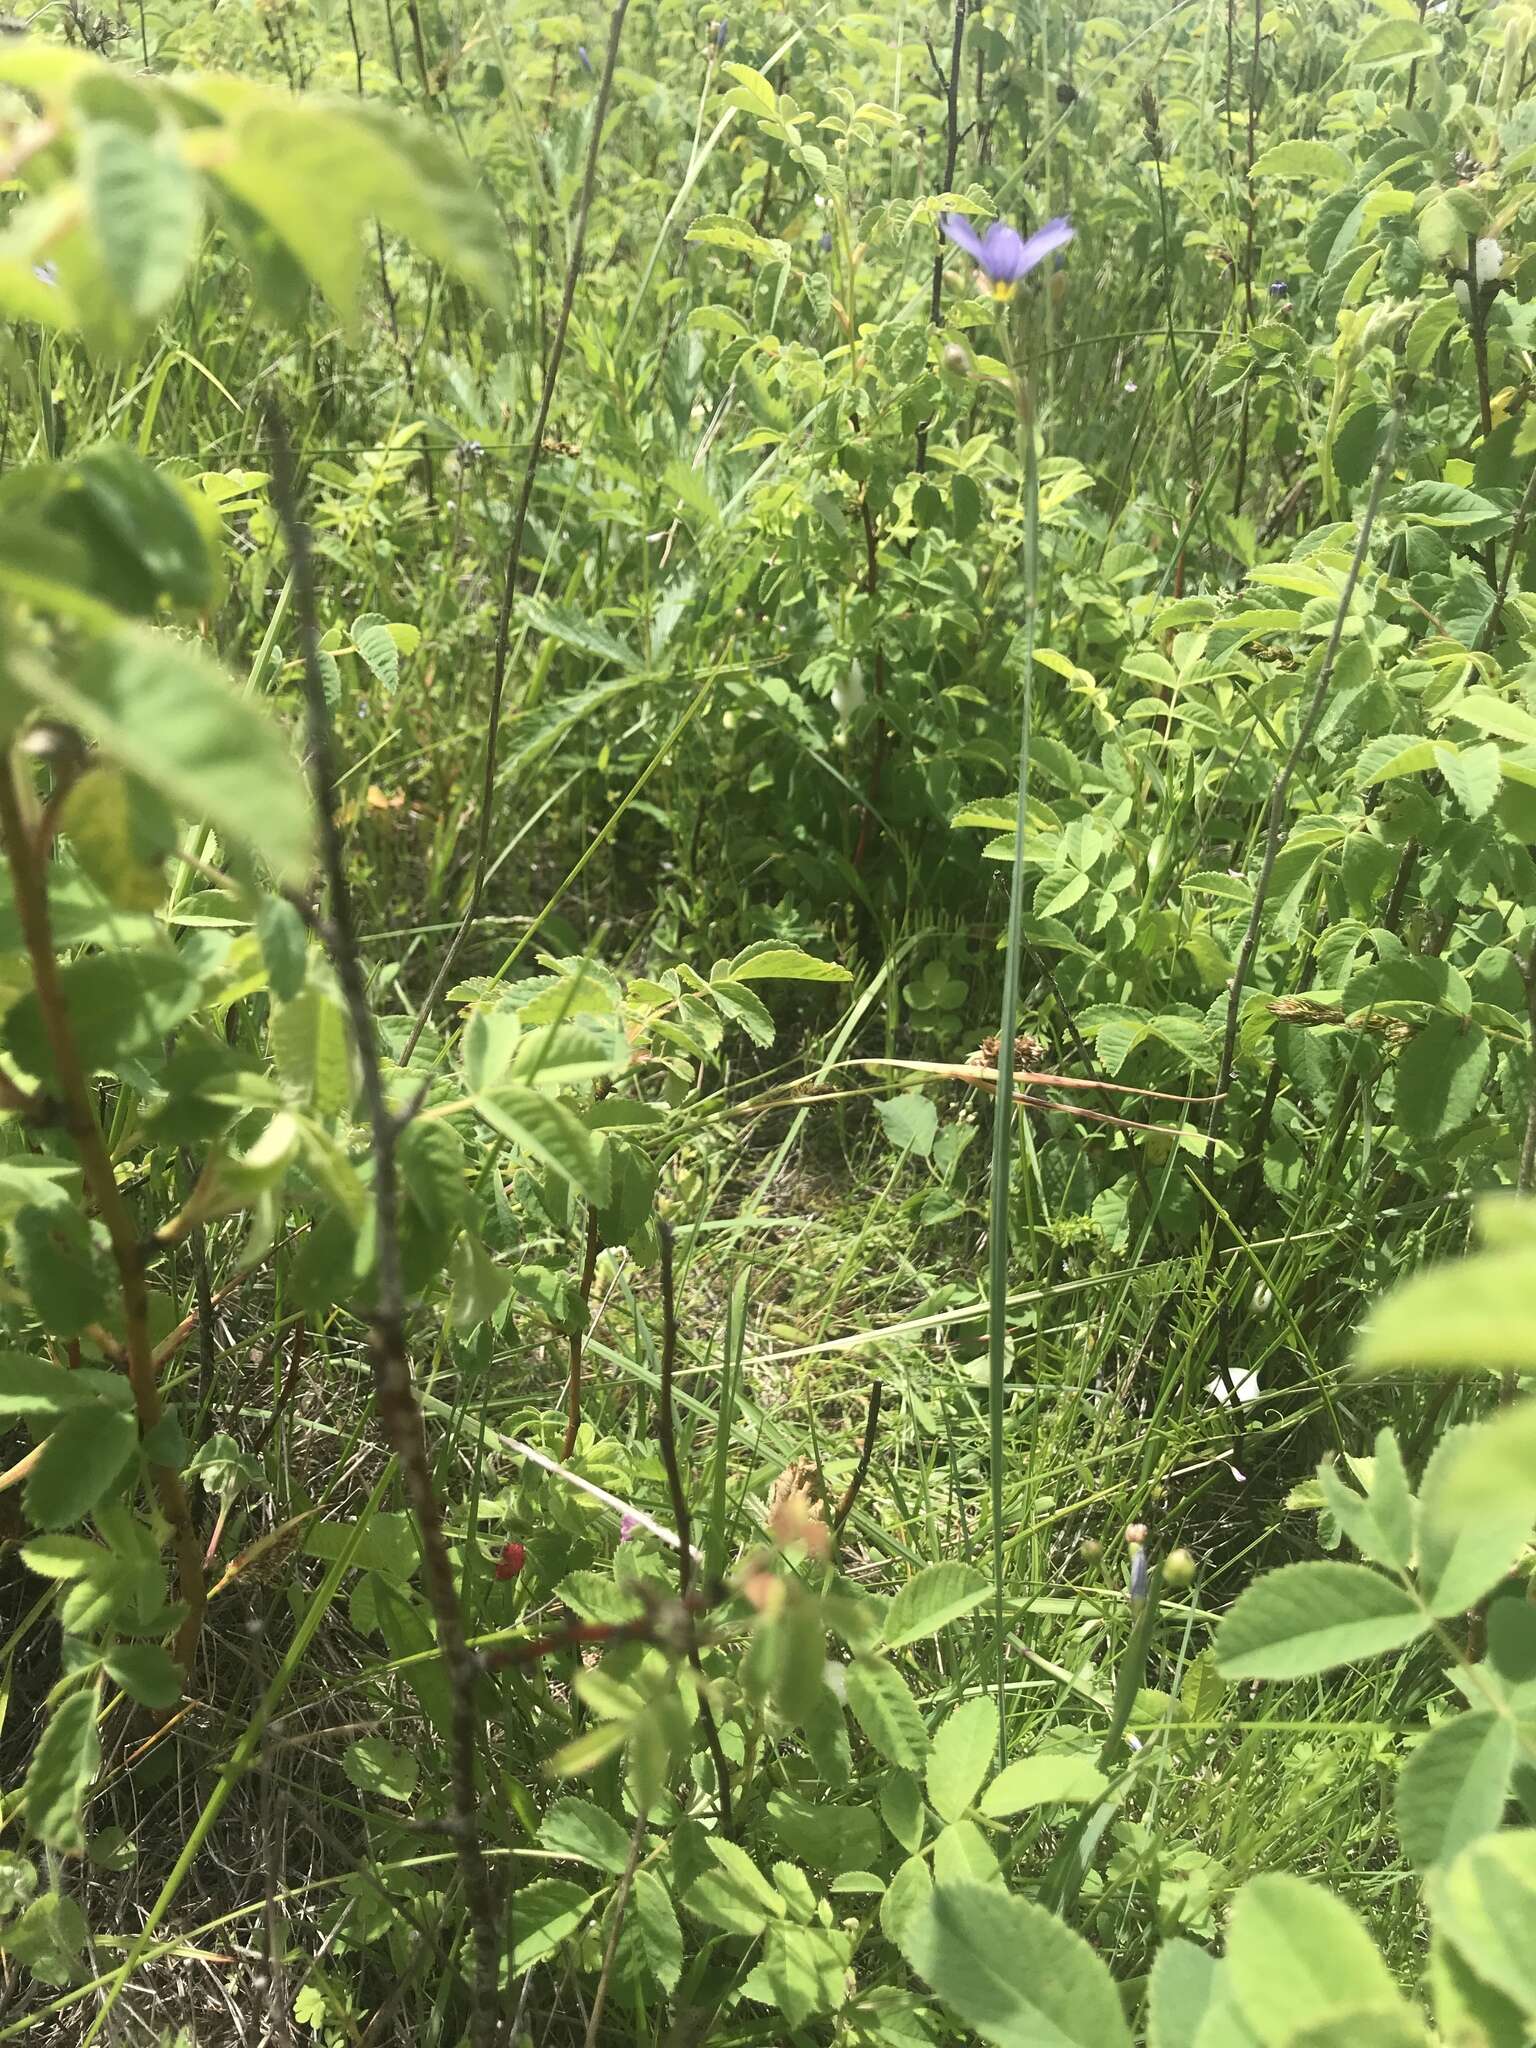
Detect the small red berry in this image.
<box><xmin>495</xmin><ymin>1540</ymin><xmax>526</xmax><ymax>1581</ymax></box>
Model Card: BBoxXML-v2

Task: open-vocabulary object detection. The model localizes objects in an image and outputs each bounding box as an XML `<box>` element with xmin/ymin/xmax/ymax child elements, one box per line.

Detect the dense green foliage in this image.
<box><xmin>3</xmin><ymin>0</ymin><xmax>1536</xmax><ymax>2042</ymax></box>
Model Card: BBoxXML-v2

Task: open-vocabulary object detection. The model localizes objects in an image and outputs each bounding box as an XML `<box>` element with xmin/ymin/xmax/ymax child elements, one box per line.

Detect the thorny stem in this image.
<box><xmin>656</xmin><ymin>1224</ymin><xmax>734</xmax><ymax>1831</ymax></box>
<box><xmin>263</xmin><ymin>405</ymin><xmax>502</xmax><ymax>2048</ymax></box>
<box><xmin>401</xmin><ymin>0</ymin><xmax>630</xmax><ymax>1064</ymax></box>
<box><xmin>0</xmin><ymin>754</ymin><xmax>205</xmax><ymax>1682</ymax></box>
<box><xmin>1206</xmin><ymin>403</ymin><xmax>1402</xmax><ymax>1165</ymax></box>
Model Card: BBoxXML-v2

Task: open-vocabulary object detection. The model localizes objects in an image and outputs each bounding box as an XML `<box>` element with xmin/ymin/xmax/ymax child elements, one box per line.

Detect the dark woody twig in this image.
<box><xmin>833</xmin><ymin>1380</ymin><xmax>884</xmax><ymax>1535</ymax></box>
<box><xmin>263</xmin><ymin>403</ymin><xmax>502</xmax><ymax>2048</ymax></box>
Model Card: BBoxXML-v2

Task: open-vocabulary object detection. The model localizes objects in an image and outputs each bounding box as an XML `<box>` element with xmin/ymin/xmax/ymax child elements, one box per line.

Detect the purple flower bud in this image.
<box><xmin>716</xmin><ymin>16</ymin><xmax>728</xmax><ymax>48</ymax></box>
<box><xmin>1129</xmin><ymin>1545</ymin><xmax>1149</xmax><ymax>1603</ymax></box>
<box><xmin>819</xmin><ymin>230</ymin><xmax>832</xmax><ymax>254</ymax></box>
<box><xmin>1269</xmin><ymin>279</ymin><xmax>1288</xmax><ymax>295</ymax></box>
<box><xmin>577</xmin><ymin>43</ymin><xmax>592</xmax><ymax>72</ymax></box>
<box><xmin>619</xmin><ymin>1512</ymin><xmax>639</xmax><ymax>1542</ymax></box>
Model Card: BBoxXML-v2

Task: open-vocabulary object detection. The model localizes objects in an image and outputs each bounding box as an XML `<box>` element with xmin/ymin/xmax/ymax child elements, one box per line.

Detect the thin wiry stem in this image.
<box><xmin>986</xmin><ymin>325</ymin><xmax>1041</xmax><ymax>1770</ymax></box>
<box><xmin>401</xmin><ymin>0</ymin><xmax>630</xmax><ymax>1064</ymax></box>
<box><xmin>1205</xmin><ymin>403</ymin><xmax>1402</xmax><ymax>1166</ymax></box>
<box><xmin>656</xmin><ymin>1224</ymin><xmax>734</xmax><ymax>1831</ymax></box>
<box><xmin>915</xmin><ymin>0</ymin><xmax>966</xmax><ymax>475</ymax></box>
<box><xmin>583</xmin><ymin>1811</ymin><xmax>648</xmax><ymax>2048</ymax></box>
<box><xmin>263</xmin><ymin>403</ymin><xmax>502</xmax><ymax>2047</ymax></box>
<box><xmin>561</xmin><ymin>1203</ymin><xmax>602</xmax><ymax>1460</ymax></box>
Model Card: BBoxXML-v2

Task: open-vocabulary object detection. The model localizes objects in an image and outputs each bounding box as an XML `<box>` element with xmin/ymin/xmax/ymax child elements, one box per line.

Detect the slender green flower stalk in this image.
<box><xmin>940</xmin><ymin>208</ymin><xmax>1073</xmax><ymax>1764</ymax></box>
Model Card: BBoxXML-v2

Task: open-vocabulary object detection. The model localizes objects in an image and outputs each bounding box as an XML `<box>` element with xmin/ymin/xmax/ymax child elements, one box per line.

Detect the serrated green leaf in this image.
<box><xmin>926</xmin><ymin>1697</ymin><xmax>997</xmax><ymax>1823</ymax></box>
<box><xmin>1436</xmin><ymin>1831</ymin><xmax>1536</xmax><ymax>2018</ymax></box>
<box><xmin>1397</xmin><ymin>1711</ymin><xmax>1515</xmax><ymax>1871</ymax></box>
<box><xmin>1213</xmin><ymin>1562</ymin><xmax>1429</xmax><ymax>1679</ymax></box>
<box><xmin>22</xmin><ymin>1691</ymin><xmax>100</xmax><ymax>1854</ymax></box>
<box><xmin>759</xmin><ymin>1923</ymin><xmax>852</xmax><ymax>2030</ymax></box>
<box><xmin>766</xmin><ymin>1790</ymin><xmax>881</xmax><ymax>1873</ymax></box>
<box><xmin>1148</xmin><ymin>1940</ymin><xmax>1221</xmax><ymax>2048</ymax></box>
<box><xmin>6</xmin><ymin>625</ymin><xmax>311</xmax><ymax>883</ymax></box>
<box><xmin>708</xmin><ymin>977</ymin><xmax>776</xmax><ymax>1045</ymax></box>
<box><xmin>474</xmin><ymin>1086</ymin><xmax>610</xmax><ymax>1203</ymax></box>
<box><xmin>2</xmin><ymin>1888</ymin><xmax>88</xmax><ymax>1988</ymax></box>
<box><xmin>81</xmin><ymin>121</ymin><xmax>201</xmax><ymax>329</ymax></box>
<box><xmin>883</xmin><ymin>1562</ymin><xmax>989</xmax><ymax>1648</ymax></box>
<box><xmin>1355</xmin><ymin>18</ymin><xmax>1432</xmax><ymax>63</ymax></box>
<box><xmin>1405</xmin><ymin>296</ymin><xmax>1461</xmax><ymax>374</ymax></box>
<box><xmin>900</xmin><ymin>1880</ymin><xmax>1132</xmax><ymax>2047</ymax></box>
<box><xmin>1317</xmin><ymin>1428</ymin><xmax>1415</xmax><ymax>1571</ymax></box>
<box><xmin>846</xmin><ymin>1656</ymin><xmax>931</xmax><ymax>1768</ymax></box>
<box><xmin>6</xmin><ymin>947</ymin><xmax>202</xmax><ymax>1085</ymax></box>
<box><xmin>1417</xmin><ymin>1421</ymin><xmax>1536</xmax><ymax>1616</ymax></box>
<box><xmin>57</xmin><ymin>766</ymin><xmax>169</xmax><ymax>913</ymax></box>
<box><xmin>1436</xmin><ymin>742</ymin><xmax>1503</xmax><ymax>822</ymax></box>
<box><xmin>341</xmin><ymin>1737</ymin><xmax>419</xmax><ymax>1803</ymax></box>
<box><xmin>25</xmin><ymin>1405</ymin><xmax>139</xmax><ymax>1531</ymax></box>
<box><xmin>101</xmin><ymin>1643</ymin><xmax>181</xmax><ymax>1711</ymax></box>
<box><xmin>270</xmin><ymin>987</ymin><xmax>352</xmax><ymax>1117</ymax></box>
<box><xmin>1225</xmin><ymin>1874</ymin><xmax>1411</xmax><ymax>2042</ymax></box>
<box><xmin>519</xmin><ymin>595</ymin><xmax>639</xmax><ymax>672</ymax></box>
<box><xmin>723</xmin><ymin>941</ymin><xmax>852</xmax><ymax>984</ymax></box>
<box><xmin>0</xmin><ymin>1358</ymin><xmax>112</xmax><ymax>1421</ymax></box>
<box><xmin>979</xmin><ymin>1752</ymin><xmax>1108</xmax><ymax>1817</ymax></box>
<box><xmin>1357</xmin><ymin>1251</ymin><xmax>1536</xmax><ymax>1374</ymax></box>
<box><xmin>683</xmin><ymin>1838</ymin><xmax>785</xmax><ymax>1935</ymax></box>
<box><xmin>538</xmin><ymin>1797</ymin><xmax>633</xmax><ymax>1875</ymax></box>
<box><xmin>349</xmin><ymin>612</ymin><xmax>400</xmax><ymax>691</ymax></box>
<box><xmin>509</xmin><ymin>1877</ymin><xmax>592</xmax><ymax>1969</ymax></box>
<box><xmin>624</xmin><ymin>1868</ymin><xmax>682</xmax><ymax>1991</ymax></box>
<box><xmin>1250</xmin><ymin>141</ymin><xmax>1353</xmax><ymax>185</ymax></box>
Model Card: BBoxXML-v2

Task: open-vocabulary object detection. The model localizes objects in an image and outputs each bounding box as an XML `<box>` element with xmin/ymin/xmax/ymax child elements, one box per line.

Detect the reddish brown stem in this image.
<box><xmin>0</xmin><ymin>754</ymin><xmax>205</xmax><ymax>1679</ymax></box>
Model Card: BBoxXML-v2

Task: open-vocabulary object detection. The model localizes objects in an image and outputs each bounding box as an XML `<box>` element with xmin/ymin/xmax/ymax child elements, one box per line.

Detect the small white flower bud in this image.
<box><xmin>1476</xmin><ymin>236</ymin><xmax>1504</xmax><ymax>285</ymax></box>
<box><xmin>832</xmin><ymin>661</ymin><xmax>866</xmax><ymax>723</ymax></box>
<box><xmin>1454</xmin><ymin>277</ymin><xmax>1471</xmax><ymax>314</ymax></box>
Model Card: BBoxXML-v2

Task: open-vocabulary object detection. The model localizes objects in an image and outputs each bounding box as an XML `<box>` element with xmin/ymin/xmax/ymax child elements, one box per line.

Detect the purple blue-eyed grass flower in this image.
<box><xmin>577</xmin><ymin>42</ymin><xmax>592</xmax><ymax>71</ymax></box>
<box><xmin>941</xmin><ymin>212</ymin><xmax>1073</xmax><ymax>301</ymax></box>
<box><xmin>715</xmin><ymin>16</ymin><xmax>728</xmax><ymax>49</ymax></box>
<box><xmin>819</xmin><ymin>230</ymin><xmax>832</xmax><ymax>254</ymax></box>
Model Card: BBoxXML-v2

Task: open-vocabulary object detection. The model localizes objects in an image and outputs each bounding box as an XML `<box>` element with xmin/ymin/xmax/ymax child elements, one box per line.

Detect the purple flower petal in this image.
<box><xmin>979</xmin><ymin>222</ymin><xmax>1029</xmax><ymax>282</ymax></box>
<box><xmin>1014</xmin><ymin>216</ymin><xmax>1075</xmax><ymax>278</ymax></box>
<box><xmin>941</xmin><ymin>212</ymin><xmax>986</xmax><ymax>264</ymax></box>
